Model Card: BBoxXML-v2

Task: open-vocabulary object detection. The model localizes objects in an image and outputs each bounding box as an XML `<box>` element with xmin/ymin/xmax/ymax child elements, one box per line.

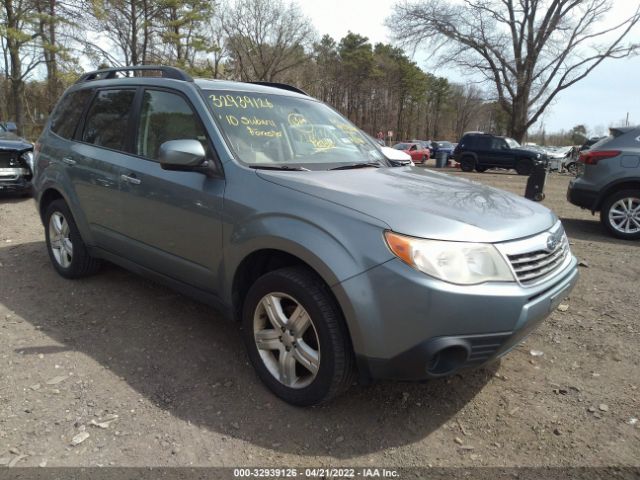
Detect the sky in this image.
<box><xmin>296</xmin><ymin>0</ymin><xmax>640</xmax><ymax>136</ymax></box>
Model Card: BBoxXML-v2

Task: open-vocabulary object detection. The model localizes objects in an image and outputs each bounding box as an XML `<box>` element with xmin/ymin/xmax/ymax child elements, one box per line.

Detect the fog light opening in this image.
<box><xmin>427</xmin><ymin>345</ymin><xmax>469</xmax><ymax>376</ymax></box>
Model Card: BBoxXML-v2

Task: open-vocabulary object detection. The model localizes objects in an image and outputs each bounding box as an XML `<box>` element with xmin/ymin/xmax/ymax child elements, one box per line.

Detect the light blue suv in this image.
<box><xmin>33</xmin><ymin>66</ymin><xmax>578</xmax><ymax>405</ymax></box>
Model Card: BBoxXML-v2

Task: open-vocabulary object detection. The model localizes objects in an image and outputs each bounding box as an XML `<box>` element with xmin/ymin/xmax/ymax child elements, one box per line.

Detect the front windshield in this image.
<box><xmin>205</xmin><ymin>90</ymin><xmax>384</xmax><ymax>169</ymax></box>
<box><xmin>505</xmin><ymin>138</ymin><xmax>520</xmax><ymax>148</ymax></box>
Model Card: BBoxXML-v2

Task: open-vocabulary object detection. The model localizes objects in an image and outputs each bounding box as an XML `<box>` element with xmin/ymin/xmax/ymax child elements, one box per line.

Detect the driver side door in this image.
<box><xmin>118</xmin><ymin>88</ymin><xmax>225</xmax><ymax>294</ymax></box>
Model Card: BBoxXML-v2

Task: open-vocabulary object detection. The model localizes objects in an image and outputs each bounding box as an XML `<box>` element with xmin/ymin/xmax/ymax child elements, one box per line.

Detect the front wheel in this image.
<box><xmin>242</xmin><ymin>266</ymin><xmax>355</xmax><ymax>406</ymax></box>
<box><xmin>460</xmin><ymin>157</ymin><xmax>475</xmax><ymax>172</ymax></box>
<box><xmin>600</xmin><ymin>190</ymin><xmax>640</xmax><ymax>240</ymax></box>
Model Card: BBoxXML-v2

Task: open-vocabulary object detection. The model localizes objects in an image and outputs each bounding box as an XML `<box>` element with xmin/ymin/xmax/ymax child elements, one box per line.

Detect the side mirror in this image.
<box><xmin>159</xmin><ymin>139</ymin><xmax>207</xmax><ymax>171</ymax></box>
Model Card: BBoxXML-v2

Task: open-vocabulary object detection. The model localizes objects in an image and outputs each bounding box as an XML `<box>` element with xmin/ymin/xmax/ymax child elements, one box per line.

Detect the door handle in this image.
<box><xmin>120</xmin><ymin>174</ymin><xmax>141</xmax><ymax>185</ymax></box>
<box><xmin>62</xmin><ymin>157</ymin><xmax>77</xmax><ymax>166</ymax></box>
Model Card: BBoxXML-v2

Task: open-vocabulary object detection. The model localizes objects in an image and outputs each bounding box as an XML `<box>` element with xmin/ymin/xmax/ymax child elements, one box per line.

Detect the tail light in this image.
<box><xmin>579</xmin><ymin>150</ymin><xmax>620</xmax><ymax>165</ymax></box>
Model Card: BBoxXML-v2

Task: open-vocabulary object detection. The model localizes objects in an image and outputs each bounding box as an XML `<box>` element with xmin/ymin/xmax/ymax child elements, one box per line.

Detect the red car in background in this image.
<box><xmin>392</xmin><ymin>142</ymin><xmax>430</xmax><ymax>164</ymax></box>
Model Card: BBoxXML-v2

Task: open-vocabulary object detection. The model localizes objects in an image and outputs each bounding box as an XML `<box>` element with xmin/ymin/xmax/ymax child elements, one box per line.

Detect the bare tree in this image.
<box><xmin>450</xmin><ymin>83</ymin><xmax>485</xmax><ymax>139</ymax></box>
<box><xmin>223</xmin><ymin>0</ymin><xmax>315</xmax><ymax>82</ymax></box>
<box><xmin>87</xmin><ymin>0</ymin><xmax>162</xmax><ymax>66</ymax></box>
<box><xmin>1</xmin><ymin>0</ymin><xmax>42</xmax><ymax>134</ymax></box>
<box><xmin>389</xmin><ymin>0</ymin><xmax>640</xmax><ymax>141</ymax></box>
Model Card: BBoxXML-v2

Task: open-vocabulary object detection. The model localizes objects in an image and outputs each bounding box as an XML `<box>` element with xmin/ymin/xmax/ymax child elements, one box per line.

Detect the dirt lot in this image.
<box><xmin>0</xmin><ymin>169</ymin><xmax>638</xmax><ymax>469</ymax></box>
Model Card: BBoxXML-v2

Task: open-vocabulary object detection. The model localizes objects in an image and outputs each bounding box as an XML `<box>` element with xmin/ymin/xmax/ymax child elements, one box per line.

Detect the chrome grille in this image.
<box><xmin>507</xmin><ymin>234</ymin><xmax>569</xmax><ymax>285</ymax></box>
<box><xmin>495</xmin><ymin>222</ymin><xmax>572</xmax><ymax>286</ymax></box>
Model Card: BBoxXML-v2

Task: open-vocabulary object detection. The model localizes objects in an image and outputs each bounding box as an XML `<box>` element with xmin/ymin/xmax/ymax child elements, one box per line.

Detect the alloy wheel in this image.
<box><xmin>48</xmin><ymin>211</ymin><xmax>73</xmax><ymax>268</ymax></box>
<box><xmin>608</xmin><ymin>196</ymin><xmax>640</xmax><ymax>234</ymax></box>
<box><xmin>253</xmin><ymin>292</ymin><xmax>320</xmax><ymax>389</ymax></box>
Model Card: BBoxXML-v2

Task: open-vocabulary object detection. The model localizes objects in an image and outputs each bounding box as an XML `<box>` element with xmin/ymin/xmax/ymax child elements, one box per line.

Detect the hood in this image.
<box><xmin>512</xmin><ymin>147</ymin><xmax>544</xmax><ymax>157</ymax></box>
<box><xmin>257</xmin><ymin>167</ymin><xmax>557</xmax><ymax>243</ymax></box>
<box><xmin>0</xmin><ymin>132</ymin><xmax>32</xmax><ymax>151</ymax></box>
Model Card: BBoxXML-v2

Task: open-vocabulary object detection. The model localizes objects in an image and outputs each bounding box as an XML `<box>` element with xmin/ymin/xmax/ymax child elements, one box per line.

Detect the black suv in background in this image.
<box><xmin>453</xmin><ymin>132</ymin><xmax>546</xmax><ymax>175</ymax></box>
<box><xmin>0</xmin><ymin>123</ymin><xmax>34</xmax><ymax>194</ymax></box>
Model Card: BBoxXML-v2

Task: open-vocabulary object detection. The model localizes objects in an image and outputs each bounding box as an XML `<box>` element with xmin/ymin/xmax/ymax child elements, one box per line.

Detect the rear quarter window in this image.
<box><xmin>50</xmin><ymin>89</ymin><xmax>93</xmax><ymax>140</ymax></box>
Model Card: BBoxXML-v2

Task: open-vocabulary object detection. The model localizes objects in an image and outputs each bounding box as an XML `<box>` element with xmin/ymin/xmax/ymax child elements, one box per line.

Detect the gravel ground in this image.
<box><xmin>0</xmin><ymin>169</ymin><xmax>638</xmax><ymax>469</ymax></box>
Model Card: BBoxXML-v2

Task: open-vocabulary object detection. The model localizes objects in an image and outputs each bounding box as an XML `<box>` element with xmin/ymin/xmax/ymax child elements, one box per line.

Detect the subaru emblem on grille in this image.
<box><xmin>546</xmin><ymin>234</ymin><xmax>558</xmax><ymax>251</ymax></box>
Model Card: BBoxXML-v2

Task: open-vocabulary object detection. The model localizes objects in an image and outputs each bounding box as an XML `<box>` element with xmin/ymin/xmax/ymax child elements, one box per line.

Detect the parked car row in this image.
<box><xmin>27</xmin><ymin>65</ymin><xmax>578</xmax><ymax>406</ymax></box>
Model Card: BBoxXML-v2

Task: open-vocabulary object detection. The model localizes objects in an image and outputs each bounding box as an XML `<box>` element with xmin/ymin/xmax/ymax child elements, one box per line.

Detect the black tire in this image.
<box><xmin>566</xmin><ymin>162</ymin><xmax>578</xmax><ymax>175</ymax></box>
<box><xmin>534</xmin><ymin>192</ymin><xmax>545</xmax><ymax>202</ymax></box>
<box><xmin>600</xmin><ymin>190</ymin><xmax>640</xmax><ymax>240</ymax></box>
<box><xmin>241</xmin><ymin>266</ymin><xmax>355</xmax><ymax>406</ymax></box>
<box><xmin>475</xmin><ymin>166</ymin><xmax>487</xmax><ymax>173</ymax></box>
<box><xmin>460</xmin><ymin>156</ymin><xmax>475</xmax><ymax>172</ymax></box>
<box><xmin>420</xmin><ymin>155</ymin><xmax>427</xmax><ymax>164</ymax></box>
<box><xmin>44</xmin><ymin>199</ymin><xmax>101</xmax><ymax>278</ymax></box>
<box><xmin>515</xmin><ymin>159</ymin><xmax>534</xmax><ymax>175</ymax></box>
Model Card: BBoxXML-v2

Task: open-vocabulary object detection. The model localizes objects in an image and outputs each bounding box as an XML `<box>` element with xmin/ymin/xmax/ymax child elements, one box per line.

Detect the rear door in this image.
<box><xmin>117</xmin><ymin>87</ymin><xmax>225</xmax><ymax>293</ymax></box>
<box><xmin>71</xmin><ymin>88</ymin><xmax>138</xmax><ymax>254</ymax></box>
<box><xmin>473</xmin><ymin>136</ymin><xmax>493</xmax><ymax>165</ymax></box>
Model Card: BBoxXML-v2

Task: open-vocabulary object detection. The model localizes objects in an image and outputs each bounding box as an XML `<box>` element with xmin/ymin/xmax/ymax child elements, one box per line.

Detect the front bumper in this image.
<box><xmin>333</xmin><ymin>255</ymin><xmax>578</xmax><ymax>381</ymax></box>
<box><xmin>0</xmin><ymin>168</ymin><xmax>32</xmax><ymax>194</ymax></box>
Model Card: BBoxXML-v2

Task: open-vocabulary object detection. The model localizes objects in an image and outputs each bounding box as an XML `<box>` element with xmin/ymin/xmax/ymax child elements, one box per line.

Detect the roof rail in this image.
<box><xmin>247</xmin><ymin>81</ymin><xmax>309</xmax><ymax>96</ymax></box>
<box><xmin>76</xmin><ymin>65</ymin><xmax>193</xmax><ymax>84</ymax></box>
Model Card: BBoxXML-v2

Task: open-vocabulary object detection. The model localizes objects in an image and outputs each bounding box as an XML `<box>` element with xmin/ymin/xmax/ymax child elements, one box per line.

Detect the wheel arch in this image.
<box><xmin>38</xmin><ymin>187</ymin><xmax>66</xmax><ymax>224</ymax></box>
<box><xmin>231</xmin><ymin>249</ymin><xmax>323</xmax><ymax>320</ymax></box>
<box><xmin>37</xmin><ymin>183</ymin><xmax>94</xmax><ymax>246</ymax></box>
<box><xmin>595</xmin><ymin>179</ymin><xmax>640</xmax><ymax>211</ymax></box>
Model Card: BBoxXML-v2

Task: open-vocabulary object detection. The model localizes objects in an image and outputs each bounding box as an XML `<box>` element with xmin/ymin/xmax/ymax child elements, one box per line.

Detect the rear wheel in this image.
<box><xmin>242</xmin><ymin>266</ymin><xmax>355</xmax><ymax>406</ymax></box>
<box><xmin>44</xmin><ymin>199</ymin><xmax>101</xmax><ymax>278</ymax></box>
<box><xmin>460</xmin><ymin>157</ymin><xmax>475</xmax><ymax>172</ymax></box>
<box><xmin>600</xmin><ymin>190</ymin><xmax>640</xmax><ymax>240</ymax></box>
<box><xmin>515</xmin><ymin>159</ymin><xmax>534</xmax><ymax>175</ymax></box>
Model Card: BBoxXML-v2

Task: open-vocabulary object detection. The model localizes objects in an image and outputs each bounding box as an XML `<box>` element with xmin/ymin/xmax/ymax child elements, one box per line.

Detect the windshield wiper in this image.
<box><xmin>249</xmin><ymin>165</ymin><xmax>310</xmax><ymax>171</ymax></box>
<box><xmin>329</xmin><ymin>162</ymin><xmax>382</xmax><ymax>171</ymax></box>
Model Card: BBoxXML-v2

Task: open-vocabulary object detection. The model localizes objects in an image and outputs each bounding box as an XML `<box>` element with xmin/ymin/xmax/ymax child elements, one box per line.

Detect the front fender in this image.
<box><xmin>221</xmin><ymin>197</ymin><xmax>395</xmax><ymax>351</ymax></box>
<box><xmin>223</xmin><ymin>209</ymin><xmax>393</xmax><ymax>293</ymax></box>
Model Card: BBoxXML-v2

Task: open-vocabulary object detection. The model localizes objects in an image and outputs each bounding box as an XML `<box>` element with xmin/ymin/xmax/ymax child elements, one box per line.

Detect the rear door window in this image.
<box><xmin>50</xmin><ymin>89</ymin><xmax>93</xmax><ymax>140</ymax></box>
<box><xmin>136</xmin><ymin>89</ymin><xmax>207</xmax><ymax>161</ymax></box>
<box><xmin>82</xmin><ymin>89</ymin><xmax>137</xmax><ymax>151</ymax></box>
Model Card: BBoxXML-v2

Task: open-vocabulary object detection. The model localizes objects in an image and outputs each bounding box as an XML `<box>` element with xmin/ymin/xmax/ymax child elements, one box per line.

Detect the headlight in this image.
<box><xmin>384</xmin><ymin>231</ymin><xmax>514</xmax><ymax>285</ymax></box>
